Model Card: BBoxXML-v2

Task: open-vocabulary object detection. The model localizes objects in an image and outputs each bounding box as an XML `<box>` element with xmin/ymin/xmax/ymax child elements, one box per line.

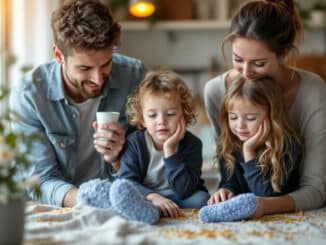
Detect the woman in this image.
<box><xmin>204</xmin><ymin>0</ymin><xmax>326</xmax><ymax>218</ymax></box>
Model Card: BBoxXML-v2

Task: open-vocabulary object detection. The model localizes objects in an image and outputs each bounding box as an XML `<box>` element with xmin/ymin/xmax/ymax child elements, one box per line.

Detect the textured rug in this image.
<box><xmin>24</xmin><ymin>203</ymin><xmax>326</xmax><ymax>245</ymax></box>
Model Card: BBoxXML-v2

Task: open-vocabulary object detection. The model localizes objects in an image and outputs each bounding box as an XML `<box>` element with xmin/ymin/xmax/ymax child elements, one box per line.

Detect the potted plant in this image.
<box><xmin>0</xmin><ymin>87</ymin><xmax>40</xmax><ymax>245</ymax></box>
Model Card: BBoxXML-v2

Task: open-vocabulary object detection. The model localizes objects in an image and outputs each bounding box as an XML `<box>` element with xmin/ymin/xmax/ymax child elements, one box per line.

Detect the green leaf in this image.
<box><xmin>5</xmin><ymin>133</ymin><xmax>17</xmax><ymax>148</ymax></box>
<box><xmin>0</xmin><ymin>86</ymin><xmax>9</xmax><ymax>100</ymax></box>
<box><xmin>0</xmin><ymin>85</ymin><xmax>42</xmax><ymax>201</ymax></box>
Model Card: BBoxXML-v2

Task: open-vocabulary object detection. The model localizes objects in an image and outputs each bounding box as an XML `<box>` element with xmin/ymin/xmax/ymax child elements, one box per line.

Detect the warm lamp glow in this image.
<box><xmin>129</xmin><ymin>0</ymin><xmax>155</xmax><ymax>18</ymax></box>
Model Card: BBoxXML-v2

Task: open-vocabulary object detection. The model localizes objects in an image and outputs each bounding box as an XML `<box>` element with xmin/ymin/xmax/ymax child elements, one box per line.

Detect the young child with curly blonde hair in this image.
<box><xmin>114</xmin><ymin>69</ymin><xmax>209</xmax><ymax>220</ymax></box>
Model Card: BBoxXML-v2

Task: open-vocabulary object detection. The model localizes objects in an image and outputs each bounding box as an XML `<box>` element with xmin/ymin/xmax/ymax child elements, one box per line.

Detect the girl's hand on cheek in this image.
<box><xmin>163</xmin><ymin>117</ymin><xmax>186</xmax><ymax>157</ymax></box>
<box><xmin>243</xmin><ymin>118</ymin><xmax>270</xmax><ymax>161</ymax></box>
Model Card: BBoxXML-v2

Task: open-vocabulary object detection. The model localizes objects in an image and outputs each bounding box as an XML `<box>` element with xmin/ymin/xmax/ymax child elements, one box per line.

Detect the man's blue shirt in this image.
<box><xmin>10</xmin><ymin>53</ymin><xmax>146</xmax><ymax>206</ymax></box>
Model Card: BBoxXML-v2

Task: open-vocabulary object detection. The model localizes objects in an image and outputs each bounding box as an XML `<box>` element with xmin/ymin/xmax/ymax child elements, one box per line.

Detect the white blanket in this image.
<box><xmin>25</xmin><ymin>203</ymin><xmax>326</xmax><ymax>245</ymax></box>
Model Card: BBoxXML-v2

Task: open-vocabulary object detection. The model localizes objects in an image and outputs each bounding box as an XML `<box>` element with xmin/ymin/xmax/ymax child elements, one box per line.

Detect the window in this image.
<box><xmin>0</xmin><ymin>0</ymin><xmax>12</xmax><ymax>85</ymax></box>
<box><xmin>0</xmin><ymin>0</ymin><xmax>11</xmax><ymax>113</ymax></box>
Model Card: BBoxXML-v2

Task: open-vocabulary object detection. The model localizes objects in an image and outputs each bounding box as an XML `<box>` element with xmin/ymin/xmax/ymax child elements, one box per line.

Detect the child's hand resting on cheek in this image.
<box><xmin>163</xmin><ymin>117</ymin><xmax>186</xmax><ymax>158</ymax></box>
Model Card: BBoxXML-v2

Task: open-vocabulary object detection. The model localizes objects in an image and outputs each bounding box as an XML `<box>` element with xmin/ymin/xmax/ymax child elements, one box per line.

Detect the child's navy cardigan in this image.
<box><xmin>118</xmin><ymin>130</ymin><xmax>208</xmax><ymax>199</ymax></box>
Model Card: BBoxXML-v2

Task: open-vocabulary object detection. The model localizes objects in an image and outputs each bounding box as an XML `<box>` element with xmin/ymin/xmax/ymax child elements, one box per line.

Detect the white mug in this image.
<box><xmin>96</xmin><ymin>111</ymin><xmax>120</xmax><ymax>132</ymax></box>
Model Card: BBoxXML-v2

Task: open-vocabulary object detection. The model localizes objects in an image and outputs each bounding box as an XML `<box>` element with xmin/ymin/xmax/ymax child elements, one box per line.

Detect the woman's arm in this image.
<box><xmin>288</xmin><ymin>75</ymin><xmax>326</xmax><ymax>211</ymax></box>
<box><xmin>254</xmin><ymin>195</ymin><xmax>295</xmax><ymax>218</ymax></box>
<box><xmin>256</xmin><ymin>74</ymin><xmax>326</xmax><ymax>216</ymax></box>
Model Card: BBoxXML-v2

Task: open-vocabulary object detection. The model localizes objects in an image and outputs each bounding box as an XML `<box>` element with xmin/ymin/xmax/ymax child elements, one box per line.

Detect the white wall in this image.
<box><xmin>119</xmin><ymin>27</ymin><xmax>325</xmax><ymax>96</ymax></box>
<box><xmin>8</xmin><ymin>0</ymin><xmax>326</xmax><ymax>92</ymax></box>
<box><xmin>10</xmin><ymin>0</ymin><xmax>60</xmax><ymax>86</ymax></box>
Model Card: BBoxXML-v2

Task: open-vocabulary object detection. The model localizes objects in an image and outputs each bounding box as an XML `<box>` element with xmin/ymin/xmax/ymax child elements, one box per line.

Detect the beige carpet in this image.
<box><xmin>24</xmin><ymin>203</ymin><xmax>326</xmax><ymax>245</ymax></box>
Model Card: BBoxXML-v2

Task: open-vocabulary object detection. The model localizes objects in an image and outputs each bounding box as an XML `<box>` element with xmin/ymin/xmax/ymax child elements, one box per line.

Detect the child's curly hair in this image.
<box><xmin>126</xmin><ymin>69</ymin><xmax>196</xmax><ymax>129</ymax></box>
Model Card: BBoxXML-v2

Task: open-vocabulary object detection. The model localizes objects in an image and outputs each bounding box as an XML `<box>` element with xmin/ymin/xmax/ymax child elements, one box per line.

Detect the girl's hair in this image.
<box><xmin>126</xmin><ymin>70</ymin><xmax>196</xmax><ymax>129</ymax></box>
<box><xmin>218</xmin><ymin>76</ymin><xmax>302</xmax><ymax>192</ymax></box>
<box><xmin>222</xmin><ymin>0</ymin><xmax>303</xmax><ymax>58</ymax></box>
<box><xmin>51</xmin><ymin>0</ymin><xmax>121</xmax><ymax>56</ymax></box>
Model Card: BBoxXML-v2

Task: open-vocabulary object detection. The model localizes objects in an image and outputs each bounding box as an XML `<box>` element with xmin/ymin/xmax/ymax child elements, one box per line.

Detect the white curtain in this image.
<box><xmin>10</xmin><ymin>0</ymin><xmax>60</xmax><ymax>87</ymax></box>
<box><xmin>0</xmin><ymin>0</ymin><xmax>8</xmax><ymax>87</ymax></box>
<box><xmin>0</xmin><ymin>0</ymin><xmax>10</xmax><ymax>113</ymax></box>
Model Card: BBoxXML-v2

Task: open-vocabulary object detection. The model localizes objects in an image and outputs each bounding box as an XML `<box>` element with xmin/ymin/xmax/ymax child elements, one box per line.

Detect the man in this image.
<box><xmin>10</xmin><ymin>0</ymin><xmax>146</xmax><ymax>207</ymax></box>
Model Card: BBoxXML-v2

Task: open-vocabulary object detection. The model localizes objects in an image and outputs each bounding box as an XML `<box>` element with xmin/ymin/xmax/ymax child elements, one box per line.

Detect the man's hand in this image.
<box><xmin>93</xmin><ymin>121</ymin><xmax>126</xmax><ymax>165</ymax></box>
<box><xmin>62</xmin><ymin>187</ymin><xmax>78</xmax><ymax>207</ymax></box>
<box><xmin>146</xmin><ymin>193</ymin><xmax>182</xmax><ymax>218</ymax></box>
<box><xmin>207</xmin><ymin>188</ymin><xmax>234</xmax><ymax>205</ymax></box>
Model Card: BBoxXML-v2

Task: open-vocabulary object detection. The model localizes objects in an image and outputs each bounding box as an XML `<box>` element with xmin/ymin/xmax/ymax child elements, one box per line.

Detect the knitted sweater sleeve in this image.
<box><xmin>288</xmin><ymin>70</ymin><xmax>326</xmax><ymax>211</ymax></box>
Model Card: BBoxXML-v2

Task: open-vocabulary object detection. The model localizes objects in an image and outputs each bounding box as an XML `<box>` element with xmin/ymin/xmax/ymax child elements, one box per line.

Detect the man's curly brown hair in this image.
<box><xmin>51</xmin><ymin>0</ymin><xmax>121</xmax><ymax>56</ymax></box>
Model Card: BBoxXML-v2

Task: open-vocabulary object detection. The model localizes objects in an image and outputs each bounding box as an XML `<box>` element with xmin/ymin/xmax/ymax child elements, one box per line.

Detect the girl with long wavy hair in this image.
<box><xmin>200</xmin><ymin>77</ymin><xmax>302</xmax><ymax>222</ymax></box>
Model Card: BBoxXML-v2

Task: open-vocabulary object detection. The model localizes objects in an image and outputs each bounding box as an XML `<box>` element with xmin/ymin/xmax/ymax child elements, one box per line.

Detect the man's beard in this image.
<box><xmin>63</xmin><ymin>69</ymin><xmax>104</xmax><ymax>102</ymax></box>
<box><xmin>80</xmin><ymin>80</ymin><xmax>102</xmax><ymax>99</ymax></box>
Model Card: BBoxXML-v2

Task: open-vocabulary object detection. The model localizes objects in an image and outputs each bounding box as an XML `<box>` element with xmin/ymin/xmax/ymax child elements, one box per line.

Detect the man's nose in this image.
<box><xmin>91</xmin><ymin>70</ymin><xmax>105</xmax><ymax>85</ymax></box>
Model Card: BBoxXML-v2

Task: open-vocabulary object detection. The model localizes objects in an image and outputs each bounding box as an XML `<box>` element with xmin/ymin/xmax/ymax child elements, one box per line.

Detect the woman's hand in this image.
<box><xmin>163</xmin><ymin>117</ymin><xmax>186</xmax><ymax>158</ymax></box>
<box><xmin>146</xmin><ymin>193</ymin><xmax>182</xmax><ymax>218</ymax></box>
<box><xmin>93</xmin><ymin>121</ymin><xmax>126</xmax><ymax>165</ymax></box>
<box><xmin>207</xmin><ymin>188</ymin><xmax>234</xmax><ymax>205</ymax></box>
<box><xmin>243</xmin><ymin>118</ymin><xmax>270</xmax><ymax>161</ymax></box>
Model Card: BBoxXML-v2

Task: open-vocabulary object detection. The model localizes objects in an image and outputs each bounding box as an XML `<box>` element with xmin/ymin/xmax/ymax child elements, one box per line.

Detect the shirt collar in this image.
<box><xmin>47</xmin><ymin>60</ymin><xmax>65</xmax><ymax>101</ymax></box>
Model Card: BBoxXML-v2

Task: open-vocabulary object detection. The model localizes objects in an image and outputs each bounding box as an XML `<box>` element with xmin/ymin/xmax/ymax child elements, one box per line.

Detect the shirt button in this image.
<box><xmin>59</xmin><ymin>141</ymin><xmax>65</xmax><ymax>148</ymax></box>
<box><xmin>73</xmin><ymin>113</ymin><xmax>77</xmax><ymax>118</ymax></box>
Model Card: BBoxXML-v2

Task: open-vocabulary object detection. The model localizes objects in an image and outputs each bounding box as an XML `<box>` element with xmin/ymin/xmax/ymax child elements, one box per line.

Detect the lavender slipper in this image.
<box><xmin>77</xmin><ymin>178</ymin><xmax>112</xmax><ymax>208</ymax></box>
<box><xmin>199</xmin><ymin>193</ymin><xmax>257</xmax><ymax>222</ymax></box>
<box><xmin>110</xmin><ymin>179</ymin><xmax>160</xmax><ymax>225</ymax></box>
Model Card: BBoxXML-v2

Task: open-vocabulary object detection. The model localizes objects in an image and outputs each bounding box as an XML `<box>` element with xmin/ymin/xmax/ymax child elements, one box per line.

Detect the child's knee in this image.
<box><xmin>188</xmin><ymin>191</ymin><xmax>209</xmax><ymax>209</ymax></box>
